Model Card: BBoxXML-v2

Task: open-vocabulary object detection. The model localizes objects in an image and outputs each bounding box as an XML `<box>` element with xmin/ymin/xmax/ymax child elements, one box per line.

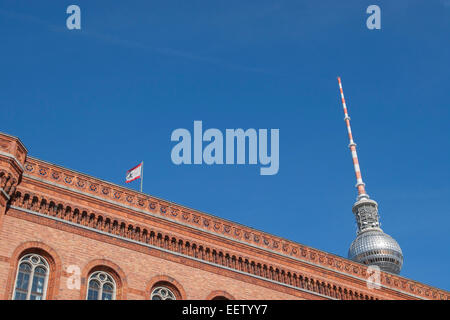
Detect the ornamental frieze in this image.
<box><xmin>300</xmin><ymin>248</ymin><xmax>307</xmax><ymax>257</ymax></box>
<box><xmin>327</xmin><ymin>258</ymin><xmax>333</xmax><ymax>266</ymax></box>
<box><xmin>18</xmin><ymin>158</ymin><xmax>450</xmax><ymax>301</ymax></box>
<box><xmin>76</xmin><ymin>178</ymin><xmax>86</xmax><ymax>189</ymax></box>
<box><xmin>51</xmin><ymin>170</ymin><xmax>61</xmax><ymax>181</ymax></box>
<box><xmin>137</xmin><ymin>197</ymin><xmax>146</xmax><ymax>207</ymax></box>
<box><xmin>8</xmin><ymin>189</ymin><xmax>380</xmax><ymax>300</ymax></box>
<box><xmin>170</xmin><ymin>208</ymin><xmax>179</xmax><ymax>217</ymax></box>
<box><xmin>125</xmin><ymin>194</ymin><xmax>134</xmax><ymax>203</ymax></box>
<box><xmin>8</xmin><ymin>187</ymin><xmax>450</xmax><ymax>300</ymax></box>
<box><xmin>149</xmin><ymin>201</ymin><xmax>157</xmax><ymax>210</ymax></box>
<box><xmin>38</xmin><ymin>166</ymin><xmax>48</xmax><ymax>176</ymax></box>
<box><xmin>24</xmin><ymin>162</ymin><xmax>34</xmax><ymax>172</ymax></box>
<box><xmin>182</xmin><ymin>211</ymin><xmax>190</xmax><ymax>220</ymax></box>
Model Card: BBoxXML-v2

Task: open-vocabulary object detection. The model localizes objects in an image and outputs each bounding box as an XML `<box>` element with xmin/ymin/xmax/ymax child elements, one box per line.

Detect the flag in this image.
<box><xmin>126</xmin><ymin>162</ymin><xmax>142</xmax><ymax>183</ymax></box>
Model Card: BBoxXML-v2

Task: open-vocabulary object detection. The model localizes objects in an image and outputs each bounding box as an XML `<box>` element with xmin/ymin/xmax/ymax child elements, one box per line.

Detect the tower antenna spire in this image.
<box><xmin>337</xmin><ymin>76</ymin><xmax>368</xmax><ymax>200</ymax></box>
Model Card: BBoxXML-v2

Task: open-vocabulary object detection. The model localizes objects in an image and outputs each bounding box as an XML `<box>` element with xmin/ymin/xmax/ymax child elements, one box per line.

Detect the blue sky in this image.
<box><xmin>1</xmin><ymin>1</ymin><xmax>449</xmax><ymax>291</ymax></box>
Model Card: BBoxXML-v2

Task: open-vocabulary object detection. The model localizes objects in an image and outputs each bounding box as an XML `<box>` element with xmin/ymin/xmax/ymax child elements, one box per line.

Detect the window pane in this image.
<box><xmin>102</xmin><ymin>283</ymin><xmax>114</xmax><ymax>300</ymax></box>
<box><xmin>31</xmin><ymin>273</ymin><xmax>46</xmax><ymax>295</ymax></box>
<box><xmin>87</xmin><ymin>280</ymin><xmax>100</xmax><ymax>300</ymax></box>
<box><xmin>14</xmin><ymin>263</ymin><xmax>32</xmax><ymax>300</ymax></box>
<box><xmin>102</xmin><ymin>292</ymin><xmax>113</xmax><ymax>300</ymax></box>
<box><xmin>19</xmin><ymin>263</ymin><xmax>32</xmax><ymax>272</ymax></box>
<box><xmin>16</xmin><ymin>263</ymin><xmax>31</xmax><ymax>290</ymax></box>
<box><xmin>16</xmin><ymin>271</ymin><xmax>30</xmax><ymax>291</ymax></box>
<box><xmin>14</xmin><ymin>291</ymin><xmax>27</xmax><ymax>300</ymax></box>
<box><xmin>35</xmin><ymin>266</ymin><xmax>47</xmax><ymax>275</ymax></box>
<box><xmin>103</xmin><ymin>283</ymin><xmax>113</xmax><ymax>290</ymax></box>
<box><xmin>89</xmin><ymin>280</ymin><xmax>100</xmax><ymax>289</ymax></box>
<box><xmin>87</xmin><ymin>289</ymin><xmax>99</xmax><ymax>300</ymax></box>
<box><xmin>30</xmin><ymin>294</ymin><xmax>42</xmax><ymax>300</ymax></box>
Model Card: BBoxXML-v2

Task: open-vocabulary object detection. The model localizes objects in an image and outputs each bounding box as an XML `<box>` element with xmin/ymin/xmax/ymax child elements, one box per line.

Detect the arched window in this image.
<box><xmin>86</xmin><ymin>271</ymin><xmax>116</xmax><ymax>300</ymax></box>
<box><xmin>151</xmin><ymin>286</ymin><xmax>176</xmax><ymax>300</ymax></box>
<box><xmin>13</xmin><ymin>254</ymin><xmax>49</xmax><ymax>300</ymax></box>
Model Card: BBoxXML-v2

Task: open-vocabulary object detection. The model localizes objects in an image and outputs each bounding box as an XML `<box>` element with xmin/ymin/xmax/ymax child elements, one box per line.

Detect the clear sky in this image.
<box><xmin>1</xmin><ymin>1</ymin><xmax>449</xmax><ymax>291</ymax></box>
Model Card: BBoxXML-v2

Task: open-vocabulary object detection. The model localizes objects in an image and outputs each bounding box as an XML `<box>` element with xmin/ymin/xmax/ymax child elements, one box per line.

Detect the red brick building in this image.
<box><xmin>0</xmin><ymin>132</ymin><xmax>448</xmax><ymax>300</ymax></box>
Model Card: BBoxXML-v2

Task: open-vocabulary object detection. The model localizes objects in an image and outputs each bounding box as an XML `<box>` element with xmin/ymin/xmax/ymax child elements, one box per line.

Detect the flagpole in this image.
<box><xmin>140</xmin><ymin>161</ymin><xmax>144</xmax><ymax>193</ymax></box>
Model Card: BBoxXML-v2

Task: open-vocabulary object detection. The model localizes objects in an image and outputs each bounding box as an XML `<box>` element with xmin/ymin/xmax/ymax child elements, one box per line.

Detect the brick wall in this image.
<box><xmin>0</xmin><ymin>213</ymin><xmax>306</xmax><ymax>300</ymax></box>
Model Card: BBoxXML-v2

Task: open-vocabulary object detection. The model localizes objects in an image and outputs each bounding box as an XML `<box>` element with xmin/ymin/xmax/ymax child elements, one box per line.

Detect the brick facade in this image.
<box><xmin>0</xmin><ymin>132</ymin><xmax>448</xmax><ymax>300</ymax></box>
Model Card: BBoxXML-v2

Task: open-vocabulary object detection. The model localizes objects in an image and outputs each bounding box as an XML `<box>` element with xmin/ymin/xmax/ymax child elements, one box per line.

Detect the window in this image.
<box><xmin>87</xmin><ymin>271</ymin><xmax>116</xmax><ymax>300</ymax></box>
<box><xmin>212</xmin><ymin>296</ymin><xmax>229</xmax><ymax>300</ymax></box>
<box><xmin>151</xmin><ymin>286</ymin><xmax>176</xmax><ymax>300</ymax></box>
<box><xmin>13</xmin><ymin>254</ymin><xmax>49</xmax><ymax>300</ymax></box>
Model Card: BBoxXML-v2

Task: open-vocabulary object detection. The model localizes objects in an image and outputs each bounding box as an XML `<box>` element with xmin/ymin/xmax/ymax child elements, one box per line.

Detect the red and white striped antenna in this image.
<box><xmin>337</xmin><ymin>77</ymin><xmax>369</xmax><ymax>200</ymax></box>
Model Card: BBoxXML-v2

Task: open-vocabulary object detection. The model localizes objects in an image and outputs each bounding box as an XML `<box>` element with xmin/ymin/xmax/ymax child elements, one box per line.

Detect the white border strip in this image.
<box><xmin>1</xmin><ymin>188</ymin><xmax>10</xmax><ymax>200</ymax></box>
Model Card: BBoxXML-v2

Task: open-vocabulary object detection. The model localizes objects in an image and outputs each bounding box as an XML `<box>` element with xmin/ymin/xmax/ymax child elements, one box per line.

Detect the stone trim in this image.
<box><xmin>0</xmin><ymin>150</ymin><xmax>25</xmax><ymax>172</ymax></box>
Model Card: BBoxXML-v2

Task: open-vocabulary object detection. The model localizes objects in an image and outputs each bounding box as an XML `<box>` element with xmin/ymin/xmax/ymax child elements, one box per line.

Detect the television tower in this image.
<box><xmin>337</xmin><ymin>77</ymin><xmax>403</xmax><ymax>274</ymax></box>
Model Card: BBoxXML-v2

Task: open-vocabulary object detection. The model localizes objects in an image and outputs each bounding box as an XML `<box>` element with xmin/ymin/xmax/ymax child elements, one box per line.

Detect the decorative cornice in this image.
<box><xmin>0</xmin><ymin>151</ymin><xmax>25</xmax><ymax>172</ymax></box>
<box><xmin>18</xmin><ymin>157</ymin><xmax>450</xmax><ymax>300</ymax></box>
<box><xmin>8</xmin><ymin>204</ymin><xmax>335</xmax><ymax>300</ymax></box>
<box><xmin>0</xmin><ymin>132</ymin><xmax>28</xmax><ymax>153</ymax></box>
<box><xmin>0</xmin><ymin>132</ymin><xmax>27</xmax><ymax>171</ymax></box>
<box><xmin>11</xmin><ymin>187</ymin><xmax>450</xmax><ymax>300</ymax></box>
<box><xmin>23</xmin><ymin>158</ymin><xmax>338</xmax><ymax>260</ymax></box>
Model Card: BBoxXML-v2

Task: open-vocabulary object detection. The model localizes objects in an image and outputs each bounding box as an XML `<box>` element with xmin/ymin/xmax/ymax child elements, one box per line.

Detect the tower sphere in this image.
<box><xmin>347</xmin><ymin>197</ymin><xmax>404</xmax><ymax>274</ymax></box>
<box><xmin>348</xmin><ymin>229</ymin><xmax>403</xmax><ymax>274</ymax></box>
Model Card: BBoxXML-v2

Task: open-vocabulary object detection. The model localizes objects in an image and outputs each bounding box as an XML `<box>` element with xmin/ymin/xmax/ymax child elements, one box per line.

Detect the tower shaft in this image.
<box><xmin>337</xmin><ymin>77</ymin><xmax>367</xmax><ymax>200</ymax></box>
